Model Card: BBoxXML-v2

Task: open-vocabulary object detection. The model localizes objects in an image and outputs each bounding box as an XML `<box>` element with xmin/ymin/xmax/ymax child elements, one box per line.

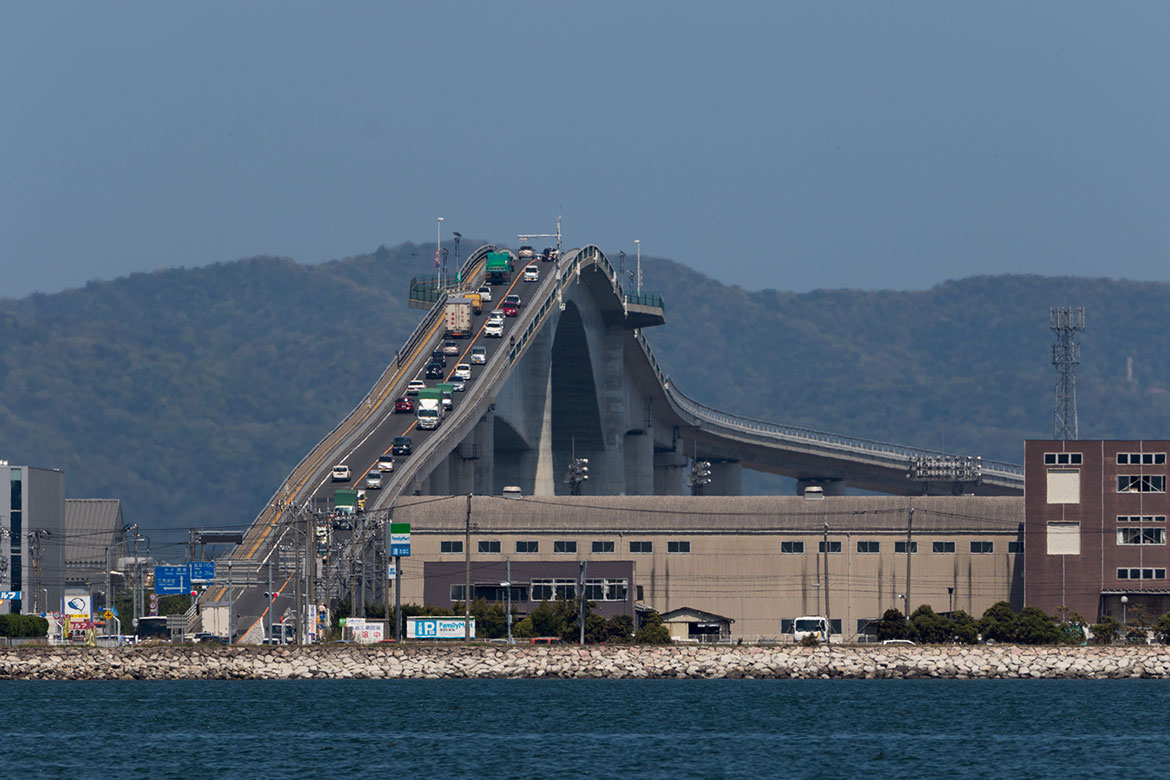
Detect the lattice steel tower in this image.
<box><xmin>1050</xmin><ymin>306</ymin><xmax>1085</xmax><ymax>440</ymax></box>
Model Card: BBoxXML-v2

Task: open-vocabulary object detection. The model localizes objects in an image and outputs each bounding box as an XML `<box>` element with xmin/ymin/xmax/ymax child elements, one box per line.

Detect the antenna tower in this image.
<box><xmin>1050</xmin><ymin>306</ymin><xmax>1085</xmax><ymax>440</ymax></box>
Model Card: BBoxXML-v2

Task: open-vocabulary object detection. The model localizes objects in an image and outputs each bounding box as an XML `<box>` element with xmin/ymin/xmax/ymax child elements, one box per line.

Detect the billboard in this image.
<box><xmin>407</xmin><ymin>617</ymin><xmax>475</xmax><ymax>639</ymax></box>
<box><xmin>344</xmin><ymin>618</ymin><xmax>385</xmax><ymax>644</ymax></box>
<box><xmin>64</xmin><ymin>591</ymin><xmax>92</xmax><ymax>622</ymax></box>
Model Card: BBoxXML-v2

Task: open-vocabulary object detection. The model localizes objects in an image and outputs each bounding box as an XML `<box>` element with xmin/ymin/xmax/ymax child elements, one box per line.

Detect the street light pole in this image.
<box><xmin>436</xmin><ymin>216</ymin><xmax>445</xmax><ymax>290</ymax></box>
<box><xmin>453</xmin><ymin>232</ymin><xmax>462</xmax><ymax>285</ymax></box>
<box><xmin>634</xmin><ymin>239</ymin><xmax>641</xmax><ymax>295</ymax></box>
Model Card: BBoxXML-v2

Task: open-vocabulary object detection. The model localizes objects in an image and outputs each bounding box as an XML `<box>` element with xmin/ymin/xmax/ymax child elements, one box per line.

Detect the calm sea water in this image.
<box><xmin>2</xmin><ymin>678</ymin><xmax>1166</xmax><ymax>779</ymax></box>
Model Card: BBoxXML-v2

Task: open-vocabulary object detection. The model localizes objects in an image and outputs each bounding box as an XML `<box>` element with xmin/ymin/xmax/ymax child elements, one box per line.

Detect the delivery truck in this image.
<box><xmin>485</xmin><ymin>251</ymin><xmax>513</xmax><ymax>285</ymax></box>
<box><xmin>444</xmin><ymin>295</ymin><xmax>473</xmax><ymax>338</ymax></box>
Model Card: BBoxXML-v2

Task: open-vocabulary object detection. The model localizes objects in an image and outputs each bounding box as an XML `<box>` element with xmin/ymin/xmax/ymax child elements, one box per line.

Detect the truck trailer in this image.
<box><xmin>485</xmin><ymin>251</ymin><xmax>513</xmax><ymax>285</ymax></box>
<box><xmin>444</xmin><ymin>295</ymin><xmax>473</xmax><ymax>338</ymax></box>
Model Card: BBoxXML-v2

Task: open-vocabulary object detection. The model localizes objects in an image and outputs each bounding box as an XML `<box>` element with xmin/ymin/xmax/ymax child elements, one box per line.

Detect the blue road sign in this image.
<box><xmin>188</xmin><ymin>561</ymin><xmax>215</xmax><ymax>583</ymax></box>
<box><xmin>0</xmin><ymin>591</ymin><xmax>19</xmax><ymax>601</ymax></box>
<box><xmin>390</xmin><ymin>544</ymin><xmax>411</xmax><ymax>557</ymax></box>
<box><xmin>154</xmin><ymin>566</ymin><xmax>190</xmax><ymax>595</ymax></box>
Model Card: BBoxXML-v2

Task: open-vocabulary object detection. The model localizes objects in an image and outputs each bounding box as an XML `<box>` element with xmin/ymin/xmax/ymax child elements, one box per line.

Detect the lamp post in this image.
<box><xmin>436</xmin><ymin>216</ymin><xmax>445</xmax><ymax>290</ymax></box>
<box><xmin>634</xmin><ymin>239</ymin><xmax>641</xmax><ymax>295</ymax></box>
<box><xmin>452</xmin><ymin>232</ymin><xmax>462</xmax><ymax>285</ymax></box>
<box><xmin>1121</xmin><ymin>595</ymin><xmax>1129</xmax><ymax>627</ymax></box>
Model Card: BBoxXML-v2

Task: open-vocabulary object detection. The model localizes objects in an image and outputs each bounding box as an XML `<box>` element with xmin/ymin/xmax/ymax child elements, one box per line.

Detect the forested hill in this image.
<box><xmin>3</xmin><ymin>242</ymin><xmax>1169</xmax><ymax>547</ymax></box>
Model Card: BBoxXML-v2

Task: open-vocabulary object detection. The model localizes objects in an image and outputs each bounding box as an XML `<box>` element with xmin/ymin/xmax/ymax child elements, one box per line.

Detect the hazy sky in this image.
<box><xmin>3</xmin><ymin>2</ymin><xmax>1167</xmax><ymax>299</ymax></box>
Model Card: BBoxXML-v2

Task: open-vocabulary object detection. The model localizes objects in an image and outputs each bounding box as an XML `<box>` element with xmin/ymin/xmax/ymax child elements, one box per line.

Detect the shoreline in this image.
<box><xmin>3</xmin><ymin>644</ymin><xmax>1170</xmax><ymax>680</ymax></box>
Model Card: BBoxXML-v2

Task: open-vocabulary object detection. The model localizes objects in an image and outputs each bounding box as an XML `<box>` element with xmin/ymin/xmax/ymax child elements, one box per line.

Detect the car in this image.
<box><xmin>406</xmin><ymin>380</ymin><xmax>426</xmax><ymax>395</ymax></box>
<box><xmin>450</xmin><ymin>380</ymin><xmax>466</xmax><ymax>392</ymax></box>
<box><xmin>377</xmin><ymin>455</ymin><xmax>395</xmax><ymax>472</ymax></box>
<box><xmin>503</xmin><ymin>294</ymin><xmax>521</xmax><ymax>308</ymax></box>
<box><xmin>523</xmin><ymin>264</ymin><xmax>539</xmax><ymax>282</ymax></box>
<box><xmin>454</xmin><ymin>363</ymin><xmax>471</xmax><ymax>380</ymax></box>
<box><xmin>394</xmin><ymin>396</ymin><xmax>414</xmax><ymax>413</ymax></box>
<box><xmin>541</xmin><ymin>247</ymin><xmax>557</xmax><ymax>262</ymax></box>
<box><xmin>501</xmin><ymin>303</ymin><xmax>519</xmax><ymax>317</ymax></box>
<box><xmin>331</xmin><ymin>465</ymin><xmax>350</xmax><ymax>482</ymax></box>
<box><xmin>485</xmin><ymin>321</ymin><xmax>504</xmax><ymax>338</ymax></box>
<box><xmin>425</xmin><ymin>362</ymin><xmax>445</xmax><ymax>379</ymax></box>
<box><xmin>470</xmin><ymin>346</ymin><xmax>487</xmax><ymax>365</ymax></box>
<box><xmin>365</xmin><ymin>471</ymin><xmax>383</xmax><ymax>490</ymax></box>
<box><xmin>430</xmin><ymin>351</ymin><xmax>447</xmax><ymax>367</ymax></box>
<box><xmin>442</xmin><ymin>340</ymin><xmax>459</xmax><ymax>356</ymax></box>
<box><xmin>392</xmin><ymin>436</ymin><xmax>413</xmax><ymax>456</ymax></box>
<box><xmin>477</xmin><ymin>285</ymin><xmax>492</xmax><ymax>303</ymax></box>
<box><xmin>518</xmin><ymin>245</ymin><xmax>535</xmax><ymax>260</ymax></box>
<box><xmin>488</xmin><ymin>309</ymin><xmax>505</xmax><ymax>323</ymax></box>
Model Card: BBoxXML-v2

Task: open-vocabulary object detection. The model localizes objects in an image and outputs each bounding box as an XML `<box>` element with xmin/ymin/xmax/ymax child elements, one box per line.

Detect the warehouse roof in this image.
<box><xmin>389</xmin><ymin>495</ymin><xmax>1023</xmax><ymax>535</ymax></box>
<box><xmin>64</xmin><ymin>499</ymin><xmax>124</xmax><ymax>568</ymax></box>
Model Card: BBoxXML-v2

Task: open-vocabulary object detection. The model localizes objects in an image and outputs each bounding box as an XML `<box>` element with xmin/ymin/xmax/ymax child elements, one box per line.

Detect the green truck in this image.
<box><xmin>485</xmin><ymin>251</ymin><xmax>513</xmax><ymax>285</ymax></box>
<box><xmin>334</xmin><ymin>489</ymin><xmax>360</xmax><ymax>516</ymax></box>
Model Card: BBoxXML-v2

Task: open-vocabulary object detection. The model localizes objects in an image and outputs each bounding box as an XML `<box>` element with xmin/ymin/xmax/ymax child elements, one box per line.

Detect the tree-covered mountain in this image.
<box><xmin>2</xmin><ymin>243</ymin><xmax>1168</xmax><ymax>549</ymax></box>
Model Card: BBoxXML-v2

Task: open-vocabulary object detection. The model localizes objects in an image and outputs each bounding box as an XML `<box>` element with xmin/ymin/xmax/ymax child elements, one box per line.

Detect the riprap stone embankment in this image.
<box><xmin>3</xmin><ymin>644</ymin><xmax>1170</xmax><ymax>680</ymax></box>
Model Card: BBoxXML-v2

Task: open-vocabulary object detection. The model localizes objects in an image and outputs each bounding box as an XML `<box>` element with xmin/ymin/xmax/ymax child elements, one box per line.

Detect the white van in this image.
<box><xmin>792</xmin><ymin>616</ymin><xmax>830</xmax><ymax>642</ymax></box>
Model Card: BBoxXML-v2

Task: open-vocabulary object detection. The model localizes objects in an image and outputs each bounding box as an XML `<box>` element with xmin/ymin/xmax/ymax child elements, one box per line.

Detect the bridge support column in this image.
<box><xmin>796</xmin><ymin>478</ymin><xmax>846</xmax><ymax>496</ymax></box>
<box><xmin>706</xmin><ymin>459</ymin><xmax>742</xmax><ymax>496</ymax></box>
<box><xmin>623</xmin><ymin>430</ymin><xmax>654</xmax><ymax>495</ymax></box>
<box><xmin>653</xmin><ymin>449</ymin><xmax>687</xmax><ymax>495</ymax></box>
<box><xmin>447</xmin><ymin>446</ymin><xmax>475</xmax><ymax>495</ymax></box>
<box><xmin>472</xmin><ymin>409</ymin><xmax>494</xmax><ymax>495</ymax></box>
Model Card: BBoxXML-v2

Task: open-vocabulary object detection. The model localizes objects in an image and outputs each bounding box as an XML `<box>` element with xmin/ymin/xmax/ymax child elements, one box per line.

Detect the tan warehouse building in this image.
<box><xmin>387</xmin><ymin>494</ymin><xmax>1024</xmax><ymax>642</ymax></box>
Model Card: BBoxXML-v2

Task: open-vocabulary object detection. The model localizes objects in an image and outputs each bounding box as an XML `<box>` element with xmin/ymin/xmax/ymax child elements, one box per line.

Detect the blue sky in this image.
<box><xmin>2</xmin><ymin>1</ymin><xmax>1167</xmax><ymax>299</ymax></box>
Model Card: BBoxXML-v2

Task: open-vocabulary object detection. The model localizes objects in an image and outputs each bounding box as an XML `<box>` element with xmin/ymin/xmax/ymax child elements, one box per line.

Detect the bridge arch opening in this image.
<box><xmin>550</xmin><ymin>300</ymin><xmax>604</xmax><ymax>493</ymax></box>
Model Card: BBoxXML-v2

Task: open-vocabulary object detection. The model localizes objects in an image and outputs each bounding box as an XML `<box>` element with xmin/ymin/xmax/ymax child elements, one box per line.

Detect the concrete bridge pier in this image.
<box><xmin>653</xmin><ymin>449</ymin><xmax>687</xmax><ymax>495</ymax></box>
<box><xmin>706</xmin><ymin>459</ymin><xmax>743</xmax><ymax>496</ymax></box>
<box><xmin>472</xmin><ymin>409</ymin><xmax>494</xmax><ymax>495</ymax></box>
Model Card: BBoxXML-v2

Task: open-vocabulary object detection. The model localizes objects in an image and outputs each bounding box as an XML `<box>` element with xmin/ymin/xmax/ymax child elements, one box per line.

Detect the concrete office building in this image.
<box><xmin>389</xmin><ymin>494</ymin><xmax>1024</xmax><ymax>641</ymax></box>
<box><xmin>1</xmin><ymin>463</ymin><xmax>66</xmax><ymax>616</ymax></box>
<box><xmin>1025</xmin><ymin>440</ymin><xmax>1170</xmax><ymax>623</ymax></box>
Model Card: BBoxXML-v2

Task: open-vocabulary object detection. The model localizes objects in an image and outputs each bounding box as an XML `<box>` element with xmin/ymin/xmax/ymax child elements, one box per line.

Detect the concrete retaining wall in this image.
<box><xmin>4</xmin><ymin>645</ymin><xmax>1170</xmax><ymax>680</ymax></box>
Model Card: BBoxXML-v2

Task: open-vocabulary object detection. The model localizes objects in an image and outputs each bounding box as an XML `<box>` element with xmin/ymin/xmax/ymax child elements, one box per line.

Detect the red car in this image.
<box><xmin>502</xmin><ymin>303</ymin><xmax>519</xmax><ymax>317</ymax></box>
<box><xmin>394</xmin><ymin>396</ymin><xmax>414</xmax><ymax>413</ymax></box>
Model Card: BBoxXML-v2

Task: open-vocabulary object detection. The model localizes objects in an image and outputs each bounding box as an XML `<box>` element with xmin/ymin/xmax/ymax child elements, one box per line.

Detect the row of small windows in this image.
<box><xmin>1044</xmin><ymin>452</ymin><xmax>1083</xmax><ymax>465</ymax></box>
<box><xmin>440</xmin><ymin>540</ymin><xmax>689</xmax><ymax>555</ymax></box>
<box><xmin>785</xmin><ymin>540</ymin><xmax>1012</xmax><ymax>554</ymax></box>
<box><xmin>449</xmin><ymin>578</ymin><xmax>630</xmax><ymax>603</ymax></box>
<box><xmin>1117</xmin><ymin>515</ymin><xmax>1167</xmax><ymax>523</ymax></box>
<box><xmin>1118</xmin><ymin>475</ymin><xmax>1166</xmax><ymax>493</ymax></box>
<box><xmin>1117</xmin><ymin>568</ymin><xmax>1167</xmax><ymax>580</ymax></box>
<box><xmin>1117</xmin><ymin>453</ymin><xmax>1166</xmax><ymax>465</ymax></box>
<box><xmin>447</xmin><ymin>539</ymin><xmax>1023</xmax><ymax>555</ymax></box>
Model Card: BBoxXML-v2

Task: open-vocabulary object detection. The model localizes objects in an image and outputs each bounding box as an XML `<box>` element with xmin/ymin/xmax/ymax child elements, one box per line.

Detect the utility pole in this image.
<box><xmin>505</xmin><ymin>556</ymin><xmax>513</xmax><ymax>645</ymax></box>
<box><xmin>905</xmin><ymin>500</ymin><xmax>913</xmax><ymax>617</ymax></box>
<box><xmin>294</xmin><ymin>516</ymin><xmax>302</xmax><ymax>647</ymax></box>
<box><xmin>132</xmin><ymin>525</ymin><xmax>140</xmax><ymax>625</ymax></box>
<box><xmin>822</xmin><ymin>521</ymin><xmax>831</xmax><ymax>645</ymax></box>
<box><xmin>578</xmin><ymin>560</ymin><xmax>587</xmax><ymax>645</ymax></box>
<box><xmin>227</xmin><ymin>560</ymin><xmax>234</xmax><ymax>644</ymax></box>
<box><xmin>464</xmin><ymin>493</ymin><xmax>472</xmax><ymax>641</ymax></box>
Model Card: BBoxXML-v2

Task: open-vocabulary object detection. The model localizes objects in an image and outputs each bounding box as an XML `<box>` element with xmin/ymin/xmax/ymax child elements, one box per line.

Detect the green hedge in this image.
<box><xmin>0</xmin><ymin>614</ymin><xmax>50</xmax><ymax>638</ymax></box>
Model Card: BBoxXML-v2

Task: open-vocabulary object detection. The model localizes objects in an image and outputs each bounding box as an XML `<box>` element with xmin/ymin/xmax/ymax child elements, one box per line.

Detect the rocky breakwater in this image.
<box><xmin>3</xmin><ymin>644</ymin><xmax>1170</xmax><ymax>680</ymax></box>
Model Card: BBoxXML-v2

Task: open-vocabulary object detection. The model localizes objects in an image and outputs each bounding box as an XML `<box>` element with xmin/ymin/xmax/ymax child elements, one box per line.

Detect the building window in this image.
<box><xmin>856</xmin><ymin>541</ymin><xmax>880</xmax><ymax>554</ymax></box>
<box><xmin>1117</xmin><ymin>528</ymin><xmax>1166</xmax><ymax>546</ymax></box>
<box><xmin>450</xmin><ymin>584</ymin><xmax>466</xmax><ymax>601</ymax></box>
<box><xmin>553</xmin><ymin>540</ymin><xmax>577</xmax><ymax>554</ymax></box>
<box><xmin>629</xmin><ymin>541</ymin><xmax>653</xmax><ymax>554</ymax></box>
<box><xmin>894</xmin><ymin>541</ymin><xmax>918</xmax><ymax>554</ymax></box>
<box><xmin>829</xmin><ymin>619</ymin><xmax>842</xmax><ymax>635</ymax></box>
<box><xmin>1044</xmin><ymin>452</ymin><xmax>1082</xmax><ymax>465</ymax></box>
<box><xmin>667</xmin><ymin>541</ymin><xmax>691</xmax><ymax>554</ymax></box>
<box><xmin>1008</xmin><ymin>541</ymin><xmax>1024</xmax><ymax>554</ymax></box>
<box><xmin>531</xmin><ymin>578</ymin><xmax>577</xmax><ymax>601</ymax></box>
<box><xmin>970</xmin><ymin>541</ymin><xmax>994</xmax><ymax>554</ymax></box>
<box><xmin>1117</xmin><ymin>453</ymin><xmax>1166</xmax><ymax>465</ymax></box>
<box><xmin>584</xmin><ymin>579</ymin><xmax>628</xmax><ymax>601</ymax></box>
<box><xmin>1118</xmin><ymin>515</ymin><xmax>1167</xmax><ymax>523</ymax></box>
<box><xmin>932</xmin><ymin>541</ymin><xmax>956</xmax><ymax>554</ymax></box>
<box><xmin>1117</xmin><ymin>568</ymin><xmax>1167</xmax><ymax>580</ymax></box>
<box><xmin>1118</xmin><ymin>475</ymin><xmax>1166</xmax><ymax>493</ymax></box>
<box><xmin>780</xmin><ymin>619</ymin><xmax>794</xmax><ymax>634</ymax></box>
<box><xmin>478</xmin><ymin>540</ymin><xmax>501</xmax><ymax>554</ymax></box>
<box><xmin>440</xmin><ymin>540</ymin><xmax>463</xmax><ymax>554</ymax></box>
<box><xmin>1047</xmin><ymin>522</ymin><xmax>1081</xmax><ymax>555</ymax></box>
<box><xmin>1047</xmin><ymin>469</ymin><xmax>1081</xmax><ymax>504</ymax></box>
<box><xmin>818</xmin><ymin>541</ymin><xmax>842</xmax><ymax>554</ymax></box>
<box><xmin>515</xmin><ymin>540</ymin><xmax>538</xmax><ymax>554</ymax></box>
<box><xmin>780</xmin><ymin>541</ymin><xmax>805</xmax><ymax>554</ymax></box>
<box><xmin>591</xmin><ymin>540</ymin><xmax>615</xmax><ymax>554</ymax></box>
